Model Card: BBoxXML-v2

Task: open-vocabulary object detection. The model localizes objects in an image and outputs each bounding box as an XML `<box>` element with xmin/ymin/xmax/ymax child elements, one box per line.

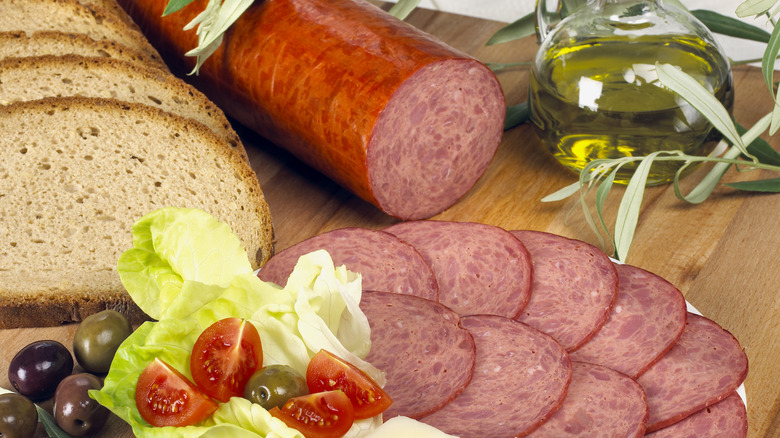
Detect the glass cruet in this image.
<box><xmin>529</xmin><ymin>0</ymin><xmax>734</xmax><ymax>185</ymax></box>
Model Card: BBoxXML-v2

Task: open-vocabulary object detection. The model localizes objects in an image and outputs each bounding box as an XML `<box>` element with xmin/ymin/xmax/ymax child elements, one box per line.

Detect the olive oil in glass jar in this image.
<box><xmin>529</xmin><ymin>0</ymin><xmax>734</xmax><ymax>185</ymax></box>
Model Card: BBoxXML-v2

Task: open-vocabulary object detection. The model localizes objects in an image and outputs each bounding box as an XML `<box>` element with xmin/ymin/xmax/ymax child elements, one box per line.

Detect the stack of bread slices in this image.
<box><xmin>0</xmin><ymin>0</ymin><xmax>275</xmax><ymax>328</ymax></box>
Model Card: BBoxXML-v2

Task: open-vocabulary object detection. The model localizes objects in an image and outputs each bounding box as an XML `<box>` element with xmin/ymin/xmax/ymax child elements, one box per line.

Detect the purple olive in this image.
<box><xmin>8</xmin><ymin>340</ymin><xmax>74</xmax><ymax>400</ymax></box>
<box><xmin>53</xmin><ymin>373</ymin><xmax>109</xmax><ymax>436</ymax></box>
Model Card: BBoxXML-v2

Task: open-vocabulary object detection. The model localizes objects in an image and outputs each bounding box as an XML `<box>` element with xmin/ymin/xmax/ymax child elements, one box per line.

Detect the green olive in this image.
<box><xmin>243</xmin><ymin>365</ymin><xmax>308</xmax><ymax>410</ymax></box>
<box><xmin>73</xmin><ymin>310</ymin><xmax>133</xmax><ymax>374</ymax></box>
<box><xmin>0</xmin><ymin>393</ymin><xmax>38</xmax><ymax>438</ymax></box>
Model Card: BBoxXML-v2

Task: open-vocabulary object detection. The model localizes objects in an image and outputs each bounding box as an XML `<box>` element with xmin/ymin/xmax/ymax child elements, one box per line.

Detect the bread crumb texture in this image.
<box><xmin>0</xmin><ymin>97</ymin><xmax>274</xmax><ymax>327</ymax></box>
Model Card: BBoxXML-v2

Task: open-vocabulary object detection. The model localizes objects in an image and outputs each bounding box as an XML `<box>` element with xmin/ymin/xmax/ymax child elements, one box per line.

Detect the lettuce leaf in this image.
<box><xmin>118</xmin><ymin>207</ymin><xmax>253</xmax><ymax>320</ymax></box>
<box><xmin>94</xmin><ymin>207</ymin><xmax>381</xmax><ymax>437</ymax></box>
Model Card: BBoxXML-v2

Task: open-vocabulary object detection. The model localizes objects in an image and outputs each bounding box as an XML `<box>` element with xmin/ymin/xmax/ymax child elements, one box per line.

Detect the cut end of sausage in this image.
<box><xmin>367</xmin><ymin>58</ymin><xmax>505</xmax><ymax>220</ymax></box>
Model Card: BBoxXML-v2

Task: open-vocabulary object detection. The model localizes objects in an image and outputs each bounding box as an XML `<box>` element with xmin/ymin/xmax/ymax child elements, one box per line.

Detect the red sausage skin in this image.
<box><xmin>118</xmin><ymin>0</ymin><xmax>506</xmax><ymax>219</ymax></box>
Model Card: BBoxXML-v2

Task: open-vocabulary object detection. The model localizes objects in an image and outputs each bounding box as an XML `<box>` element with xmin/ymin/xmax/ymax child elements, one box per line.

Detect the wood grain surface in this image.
<box><xmin>1</xmin><ymin>5</ymin><xmax>778</xmax><ymax>438</ymax></box>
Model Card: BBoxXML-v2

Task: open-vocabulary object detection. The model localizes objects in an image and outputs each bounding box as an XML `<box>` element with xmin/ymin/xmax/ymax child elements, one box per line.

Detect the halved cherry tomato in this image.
<box><xmin>135</xmin><ymin>358</ymin><xmax>218</xmax><ymax>427</ymax></box>
<box><xmin>190</xmin><ymin>318</ymin><xmax>263</xmax><ymax>402</ymax></box>
<box><xmin>269</xmin><ymin>390</ymin><xmax>354</xmax><ymax>438</ymax></box>
<box><xmin>306</xmin><ymin>350</ymin><xmax>392</xmax><ymax>419</ymax></box>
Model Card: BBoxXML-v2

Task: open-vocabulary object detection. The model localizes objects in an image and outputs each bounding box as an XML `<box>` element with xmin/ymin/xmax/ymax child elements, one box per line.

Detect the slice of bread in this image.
<box><xmin>78</xmin><ymin>0</ymin><xmax>139</xmax><ymax>27</ymax></box>
<box><xmin>0</xmin><ymin>31</ymin><xmax>167</xmax><ymax>70</ymax></box>
<box><xmin>0</xmin><ymin>96</ymin><xmax>274</xmax><ymax>328</ymax></box>
<box><xmin>0</xmin><ymin>0</ymin><xmax>162</xmax><ymax>61</ymax></box>
<box><xmin>0</xmin><ymin>54</ymin><xmax>243</xmax><ymax>152</ymax></box>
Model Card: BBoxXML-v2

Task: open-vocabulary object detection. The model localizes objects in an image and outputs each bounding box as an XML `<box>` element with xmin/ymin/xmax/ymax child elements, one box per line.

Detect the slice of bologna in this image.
<box><xmin>510</xmin><ymin>230</ymin><xmax>618</xmax><ymax>352</ymax></box>
<box><xmin>384</xmin><ymin>221</ymin><xmax>532</xmax><ymax>318</ymax></box>
<box><xmin>527</xmin><ymin>362</ymin><xmax>648</xmax><ymax>437</ymax></box>
<box><xmin>569</xmin><ymin>263</ymin><xmax>687</xmax><ymax>378</ymax></box>
<box><xmin>637</xmin><ymin>313</ymin><xmax>749</xmax><ymax>432</ymax></box>
<box><xmin>257</xmin><ymin>228</ymin><xmax>438</xmax><ymax>300</ymax></box>
<box><xmin>118</xmin><ymin>0</ymin><xmax>506</xmax><ymax>220</ymax></box>
<box><xmin>645</xmin><ymin>393</ymin><xmax>747</xmax><ymax>438</ymax></box>
<box><xmin>420</xmin><ymin>314</ymin><xmax>572</xmax><ymax>438</ymax></box>
<box><xmin>360</xmin><ymin>291</ymin><xmax>475</xmax><ymax>419</ymax></box>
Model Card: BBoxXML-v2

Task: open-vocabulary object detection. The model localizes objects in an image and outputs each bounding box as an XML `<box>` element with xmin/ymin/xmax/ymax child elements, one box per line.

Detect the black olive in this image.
<box><xmin>8</xmin><ymin>340</ymin><xmax>74</xmax><ymax>401</ymax></box>
<box><xmin>53</xmin><ymin>373</ymin><xmax>110</xmax><ymax>437</ymax></box>
<box><xmin>0</xmin><ymin>393</ymin><xmax>38</xmax><ymax>438</ymax></box>
<box><xmin>73</xmin><ymin>309</ymin><xmax>132</xmax><ymax>374</ymax></box>
<box><xmin>243</xmin><ymin>364</ymin><xmax>308</xmax><ymax>410</ymax></box>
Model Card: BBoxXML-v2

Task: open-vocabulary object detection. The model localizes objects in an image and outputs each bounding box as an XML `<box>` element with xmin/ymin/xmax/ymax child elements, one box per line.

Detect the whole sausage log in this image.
<box><xmin>117</xmin><ymin>0</ymin><xmax>507</xmax><ymax>219</ymax></box>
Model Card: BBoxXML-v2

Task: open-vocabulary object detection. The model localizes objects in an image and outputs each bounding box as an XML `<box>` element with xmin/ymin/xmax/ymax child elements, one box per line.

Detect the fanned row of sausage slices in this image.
<box><xmin>258</xmin><ymin>220</ymin><xmax>749</xmax><ymax>437</ymax></box>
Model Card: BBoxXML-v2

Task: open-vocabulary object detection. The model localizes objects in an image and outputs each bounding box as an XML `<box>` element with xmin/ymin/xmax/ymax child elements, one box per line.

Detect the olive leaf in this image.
<box><xmin>541</xmin><ymin>181</ymin><xmax>582</xmax><ymax>202</ymax></box>
<box><xmin>763</xmin><ymin>18</ymin><xmax>780</xmax><ymax>92</ymax></box>
<box><xmin>674</xmin><ymin>143</ymin><xmax>740</xmax><ymax>204</ymax></box>
<box><xmin>485</xmin><ymin>13</ymin><xmax>536</xmax><ymax>46</ymax></box>
<box><xmin>594</xmin><ymin>165</ymin><xmax>618</xmax><ymax>247</ymax></box>
<box><xmin>736</xmin><ymin>0</ymin><xmax>779</xmax><ymax>17</ymax></box>
<box><xmin>561</xmin><ymin>0</ymin><xmax>588</xmax><ymax>16</ymax></box>
<box><xmin>761</xmin><ymin>22</ymin><xmax>780</xmax><ymax>134</ymax></box>
<box><xmin>163</xmin><ymin>0</ymin><xmax>195</xmax><ymax>15</ymax></box>
<box><xmin>690</xmin><ymin>10</ymin><xmax>772</xmax><ymax>43</ymax></box>
<box><xmin>725</xmin><ymin>177</ymin><xmax>780</xmax><ymax>191</ymax></box>
<box><xmin>504</xmin><ymin>102</ymin><xmax>530</xmax><ymax>130</ymax></box>
<box><xmin>184</xmin><ymin>0</ymin><xmax>255</xmax><ymax>74</ymax></box>
<box><xmin>487</xmin><ymin>62</ymin><xmax>532</xmax><ymax>73</ymax></box>
<box><xmin>613</xmin><ymin>152</ymin><xmax>666</xmax><ymax>261</ymax></box>
<box><xmin>37</xmin><ymin>405</ymin><xmax>73</xmax><ymax>438</ymax></box>
<box><xmin>387</xmin><ymin>0</ymin><xmax>421</xmax><ymax>20</ymax></box>
<box><xmin>656</xmin><ymin>63</ymin><xmax>750</xmax><ymax>157</ymax></box>
<box><xmin>741</xmin><ymin>122</ymin><xmax>780</xmax><ymax>164</ymax></box>
<box><xmin>576</xmin><ymin>161</ymin><xmax>611</xmax><ymax>253</ymax></box>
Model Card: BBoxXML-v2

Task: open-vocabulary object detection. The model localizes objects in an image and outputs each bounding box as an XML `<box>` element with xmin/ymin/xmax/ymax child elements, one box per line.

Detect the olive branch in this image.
<box><xmin>489</xmin><ymin>0</ymin><xmax>780</xmax><ymax>261</ymax></box>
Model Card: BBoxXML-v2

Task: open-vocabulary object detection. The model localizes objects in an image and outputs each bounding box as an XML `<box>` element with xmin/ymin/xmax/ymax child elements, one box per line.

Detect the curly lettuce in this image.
<box><xmin>91</xmin><ymin>207</ymin><xmax>380</xmax><ymax>437</ymax></box>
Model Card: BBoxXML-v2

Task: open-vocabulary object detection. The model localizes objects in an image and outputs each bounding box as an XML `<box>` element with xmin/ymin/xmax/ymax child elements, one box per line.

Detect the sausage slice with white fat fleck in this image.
<box><xmin>360</xmin><ymin>291</ymin><xmax>475</xmax><ymax>419</ymax></box>
<box><xmin>527</xmin><ymin>361</ymin><xmax>648</xmax><ymax>437</ymax></box>
<box><xmin>645</xmin><ymin>392</ymin><xmax>746</xmax><ymax>438</ymax></box>
<box><xmin>420</xmin><ymin>314</ymin><xmax>571</xmax><ymax>438</ymax></box>
<box><xmin>384</xmin><ymin>221</ymin><xmax>532</xmax><ymax>318</ymax></box>
<box><xmin>570</xmin><ymin>263</ymin><xmax>687</xmax><ymax>378</ymax></box>
<box><xmin>637</xmin><ymin>313</ymin><xmax>749</xmax><ymax>432</ymax></box>
<box><xmin>510</xmin><ymin>230</ymin><xmax>618</xmax><ymax>352</ymax></box>
<box><xmin>257</xmin><ymin>227</ymin><xmax>438</xmax><ymax>300</ymax></box>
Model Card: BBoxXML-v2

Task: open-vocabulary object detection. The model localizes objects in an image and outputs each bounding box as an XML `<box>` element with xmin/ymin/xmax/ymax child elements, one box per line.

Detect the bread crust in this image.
<box><xmin>0</xmin><ymin>30</ymin><xmax>168</xmax><ymax>70</ymax></box>
<box><xmin>0</xmin><ymin>54</ymin><xmax>244</xmax><ymax>154</ymax></box>
<box><xmin>0</xmin><ymin>286</ymin><xmax>150</xmax><ymax>328</ymax></box>
<box><xmin>0</xmin><ymin>96</ymin><xmax>274</xmax><ymax>328</ymax></box>
<box><xmin>0</xmin><ymin>0</ymin><xmax>163</xmax><ymax>61</ymax></box>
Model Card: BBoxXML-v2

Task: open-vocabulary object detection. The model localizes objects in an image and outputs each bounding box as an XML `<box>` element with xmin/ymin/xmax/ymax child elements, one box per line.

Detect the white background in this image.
<box><xmin>388</xmin><ymin>0</ymin><xmax>773</xmax><ymax>64</ymax></box>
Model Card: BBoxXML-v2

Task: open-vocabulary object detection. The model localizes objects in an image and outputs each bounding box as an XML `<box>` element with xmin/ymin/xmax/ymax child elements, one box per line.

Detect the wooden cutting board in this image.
<box><xmin>1</xmin><ymin>4</ymin><xmax>778</xmax><ymax>438</ymax></box>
